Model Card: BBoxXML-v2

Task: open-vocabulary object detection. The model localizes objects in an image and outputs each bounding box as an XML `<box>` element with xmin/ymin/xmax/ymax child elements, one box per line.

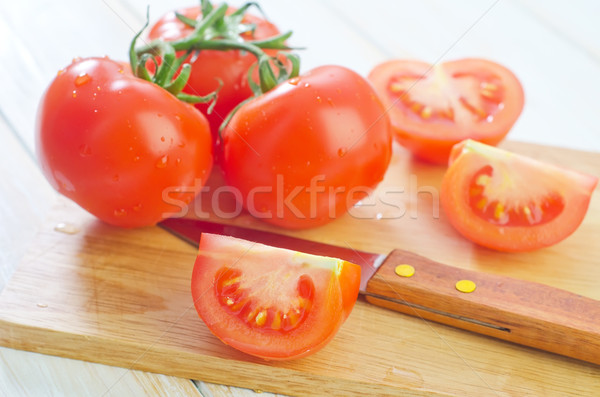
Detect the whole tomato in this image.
<box><xmin>221</xmin><ymin>65</ymin><xmax>393</xmax><ymax>229</ymax></box>
<box><xmin>35</xmin><ymin>57</ymin><xmax>213</xmax><ymax>228</ymax></box>
<box><xmin>148</xmin><ymin>6</ymin><xmax>281</xmax><ymax>137</ymax></box>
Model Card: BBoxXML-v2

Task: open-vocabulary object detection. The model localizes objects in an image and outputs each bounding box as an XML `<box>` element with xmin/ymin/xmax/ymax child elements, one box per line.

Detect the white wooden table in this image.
<box><xmin>1</xmin><ymin>1</ymin><xmax>598</xmax><ymax>395</ymax></box>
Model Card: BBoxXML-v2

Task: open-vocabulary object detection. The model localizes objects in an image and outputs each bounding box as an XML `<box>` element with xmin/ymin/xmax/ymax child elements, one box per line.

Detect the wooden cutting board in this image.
<box><xmin>1</xmin><ymin>141</ymin><xmax>599</xmax><ymax>396</ymax></box>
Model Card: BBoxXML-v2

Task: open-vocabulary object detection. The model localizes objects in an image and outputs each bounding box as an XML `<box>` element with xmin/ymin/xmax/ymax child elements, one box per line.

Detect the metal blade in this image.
<box><xmin>158</xmin><ymin>217</ymin><xmax>385</xmax><ymax>292</ymax></box>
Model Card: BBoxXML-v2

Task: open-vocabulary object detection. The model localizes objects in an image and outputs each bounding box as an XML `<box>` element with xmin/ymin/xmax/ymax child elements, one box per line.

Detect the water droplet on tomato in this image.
<box><xmin>155</xmin><ymin>155</ymin><xmax>168</xmax><ymax>168</ymax></box>
<box><xmin>118</xmin><ymin>69</ymin><xmax>124</xmax><ymax>74</ymax></box>
<box><xmin>289</xmin><ymin>77</ymin><xmax>300</xmax><ymax>85</ymax></box>
<box><xmin>75</xmin><ymin>73</ymin><xmax>91</xmax><ymax>86</ymax></box>
<box><xmin>337</xmin><ymin>147</ymin><xmax>347</xmax><ymax>157</ymax></box>
<box><xmin>79</xmin><ymin>144</ymin><xmax>92</xmax><ymax>157</ymax></box>
<box><xmin>157</xmin><ymin>113</ymin><xmax>163</xmax><ymax>118</ymax></box>
<box><xmin>327</xmin><ymin>97</ymin><xmax>334</xmax><ymax>106</ymax></box>
<box><xmin>133</xmin><ymin>203</ymin><xmax>143</xmax><ymax>212</ymax></box>
<box><xmin>54</xmin><ymin>222</ymin><xmax>80</xmax><ymax>234</ymax></box>
<box><xmin>114</xmin><ymin>208</ymin><xmax>127</xmax><ymax>217</ymax></box>
<box><xmin>72</xmin><ymin>57</ymin><xmax>81</xmax><ymax>64</ymax></box>
<box><xmin>304</xmin><ymin>82</ymin><xmax>311</xmax><ymax>88</ymax></box>
<box><xmin>72</xmin><ymin>90</ymin><xmax>77</xmax><ymax>98</ymax></box>
<box><xmin>57</xmin><ymin>68</ymin><xmax>66</xmax><ymax>76</ymax></box>
<box><xmin>160</xmin><ymin>136</ymin><xmax>166</xmax><ymax>142</ymax></box>
<box><xmin>96</xmin><ymin>85</ymin><xmax>101</xmax><ymax>91</ymax></box>
<box><xmin>133</xmin><ymin>155</ymin><xmax>140</xmax><ymax>162</ymax></box>
<box><xmin>176</xmin><ymin>158</ymin><xmax>181</xmax><ymax>166</ymax></box>
<box><xmin>178</xmin><ymin>142</ymin><xmax>185</xmax><ymax>148</ymax></box>
<box><xmin>174</xmin><ymin>114</ymin><xmax>181</xmax><ymax>121</ymax></box>
<box><xmin>316</xmin><ymin>96</ymin><xmax>322</xmax><ymax>103</ymax></box>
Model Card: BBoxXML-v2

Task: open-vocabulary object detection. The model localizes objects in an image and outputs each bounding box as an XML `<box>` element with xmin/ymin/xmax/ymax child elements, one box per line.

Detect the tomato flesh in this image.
<box><xmin>368</xmin><ymin>59</ymin><xmax>524</xmax><ymax>164</ymax></box>
<box><xmin>214</xmin><ymin>266</ymin><xmax>314</xmax><ymax>332</ymax></box>
<box><xmin>191</xmin><ymin>233</ymin><xmax>361</xmax><ymax>360</ymax></box>
<box><xmin>441</xmin><ymin>140</ymin><xmax>598</xmax><ymax>252</ymax></box>
<box><xmin>468</xmin><ymin>165</ymin><xmax>565</xmax><ymax>227</ymax></box>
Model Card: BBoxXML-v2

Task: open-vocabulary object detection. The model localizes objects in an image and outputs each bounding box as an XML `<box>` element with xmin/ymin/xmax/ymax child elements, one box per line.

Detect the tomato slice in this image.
<box><xmin>441</xmin><ymin>140</ymin><xmax>598</xmax><ymax>252</ymax></box>
<box><xmin>368</xmin><ymin>59</ymin><xmax>524</xmax><ymax>164</ymax></box>
<box><xmin>191</xmin><ymin>233</ymin><xmax>361</xmax><ymax>360</ymax></box>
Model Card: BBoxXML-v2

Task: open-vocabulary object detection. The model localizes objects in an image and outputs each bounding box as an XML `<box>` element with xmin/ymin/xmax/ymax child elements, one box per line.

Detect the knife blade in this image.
<box><xmin>159</xmin><ymin>217</ymin><xmax>600</xmax><ymax>365</ymax></box>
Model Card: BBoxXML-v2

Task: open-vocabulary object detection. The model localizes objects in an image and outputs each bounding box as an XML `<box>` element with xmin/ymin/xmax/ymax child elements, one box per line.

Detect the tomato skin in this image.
<box><xmin>148</xmin><ymin>6</ymin><xmax>280</xmax><ymax>138</ymax></box>
<box><xmin>368</xmin><ymin>59</ymin><xmax>524</xmax><ymax>165</ymax></box>
<box><xmin>35</xmin><ymin>57</ymin><xmax>213</xmax><ymax>228</ymax></box>
<box><xmin>221</xmin><ymin>65</ymin><xmax>393</xmax><ymax>229</ymax></box>
<box><xmin>191</xmin><ymin>233</ymin><xmax>361</xmax><ymax>360</ymax></box>
<box><xmin>441</xmin><ymin>140</ymin><xmax>598</xmax><ymax>252</ymax></box>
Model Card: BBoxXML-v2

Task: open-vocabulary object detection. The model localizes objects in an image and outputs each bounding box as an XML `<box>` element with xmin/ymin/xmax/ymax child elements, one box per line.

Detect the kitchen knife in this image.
<box><xmin>159</xmin><ymin>217</ymin><xmax>600</xmax><ymax>366</ymax></box>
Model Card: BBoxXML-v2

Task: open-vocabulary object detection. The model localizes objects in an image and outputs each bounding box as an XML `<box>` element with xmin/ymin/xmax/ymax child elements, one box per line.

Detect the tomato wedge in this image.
<box><xmin>368</xmin><ymin>59</ymin><xmax>524</xmax><ymax>164</ymax></box>
<box><xmin>441</xmin><ymin>140</ymin><xmax>598</xmax><ymax>252</ymax></box>
<box><xmin>191</xmin><ymin>233</ymin><xmax>361</xmax><ymax>360</ymax></box>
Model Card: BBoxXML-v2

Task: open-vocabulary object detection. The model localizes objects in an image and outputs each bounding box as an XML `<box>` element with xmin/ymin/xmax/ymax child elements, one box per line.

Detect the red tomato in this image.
<box><xmin>148</xmin><ymin>6</ymin><xmax>281</xmax><ymax>138</ymax></box>
<box><xmin>221</xmin><ymin>65</ymin><xmax>393</xmax><ymax>229</ymax></box>
<box><xmin>36</xmin><ymin>57</ymin><xmax>213</xmax><ymax>228</ymax></box>
<box><xmin>191</xmin><ymin>233</ymin><xmax>361</xmax><ymax>360</ymax></box>
<box><xmin>368</xmin><ymin>59</ymin><xmax>524</xmax><ymax>164</ymax></box>
<box><xmin>441</xmin><ymin>140</ymin><xmax>598</xmax><ymax>252</ymax></box>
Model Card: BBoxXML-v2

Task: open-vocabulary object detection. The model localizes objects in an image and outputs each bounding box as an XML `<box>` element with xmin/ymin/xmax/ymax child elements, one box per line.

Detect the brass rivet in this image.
<box><xmin>394</xmin><ymin>264</ymin><xmax>415</xmax><ymax>278</ymax></box>
<box><xmin>456</xmin><ymin>280</ymin><xmax>477</xmax><ymax>293</ymax></box>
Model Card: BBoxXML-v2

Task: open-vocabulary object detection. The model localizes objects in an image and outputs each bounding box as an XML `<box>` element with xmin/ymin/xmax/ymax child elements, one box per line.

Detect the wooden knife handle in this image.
<box><xmin>364</xmin><ymin>249</ymin><xmax>600</xmax><ymax>365</ymax></box>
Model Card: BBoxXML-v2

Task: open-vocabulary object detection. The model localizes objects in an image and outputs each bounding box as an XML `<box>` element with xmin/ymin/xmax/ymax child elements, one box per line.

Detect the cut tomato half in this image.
<box><xmin>191</xmin><ymin>233</ymin><xmax>361</xmax><ymax>360</ymax></box>
<box><xmin>441</xmin><ymin>140</ymin><xmax>598</xmax><ymax>252</ymax></box>
<box><xmin>368</xmin><ymin>58</ymin><xmax>524</xmax><ymax>164</ymax></box>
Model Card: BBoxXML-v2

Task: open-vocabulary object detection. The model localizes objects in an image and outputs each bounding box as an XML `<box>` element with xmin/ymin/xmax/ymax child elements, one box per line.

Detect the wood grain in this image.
<box><xmin>365</xmin><ymin>249</ymin><xmax>600</xmax><ymax>365</ymax></box>
<box><xmin>0</xmin><ymin>141</ymin><xmax>598</xmax><ymax>396</ymax></box>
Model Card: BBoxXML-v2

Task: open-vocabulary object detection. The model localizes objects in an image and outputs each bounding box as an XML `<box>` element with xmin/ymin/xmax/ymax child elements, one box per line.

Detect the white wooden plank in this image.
<box><xmin>516</xmin><ymin>0</ymin><xmax>600</xmax><ymax>64</ymax></box>
<box><xmin>0</xmin><ymin>118</ymin><xmax>55</xmax><ymax>290</ymax></box>
<box><xmin>0</xmin><ymin>0</ymin><xmax>146</xmax><ymax>151</ymax></box>
<box><xmin>318</xmin><ymin>0</ymin><xmax>600</xmax><ymax>152</ymax></box>
<box><xmin>0</xmin><ymin>347</ymin><xmax>203</xmax><ymax>397</ymax></box>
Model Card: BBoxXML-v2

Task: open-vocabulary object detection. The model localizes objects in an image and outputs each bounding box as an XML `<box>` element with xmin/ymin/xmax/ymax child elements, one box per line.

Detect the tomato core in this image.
<box><xmin>468</xmin><ymin>165</ymin><xmax>566</xmax><ymax>227</ymax></box>
<box><xmin>215</xmin><ymin>266</ymin><xmax>315</xmax><ymax>333</ymax></box>
<box><xmin>386</xmin><ymin>66</ymin><xmax>507</xmax><ymax>127</ymax></box>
